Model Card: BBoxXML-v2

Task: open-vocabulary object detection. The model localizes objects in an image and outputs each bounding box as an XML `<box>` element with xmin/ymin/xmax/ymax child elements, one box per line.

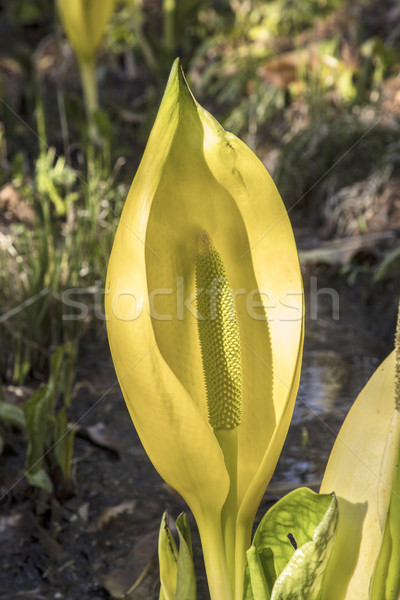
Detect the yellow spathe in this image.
<box><xmin>57</xmin><ymin>0</ymin><xmax>114</xmax><ymax>61</ymax></box>
<box><xmin>321</xmin><ymin>351</ymin><xmax>399</xmax><ymax>600</ymax></box>
<box><xmin>105</xmin><ymin>60</ymin><xmax>304</xmax><ymax>600</ymax></box>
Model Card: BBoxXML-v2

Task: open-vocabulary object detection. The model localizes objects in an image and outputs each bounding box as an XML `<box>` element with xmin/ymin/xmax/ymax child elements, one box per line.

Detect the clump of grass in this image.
<box><xmin>0</xmin><ymin>164</ymin><xmax>127</xmax><ymax>383</ymax></box>
<box><xmin>0</xmin><ymin>44</ymin><xmax>129</xmax><ymax>499</ymax></box>
<box><xmin>0</xmin><ymin>91</ymin><xmax>128</xmax><ymax>384</ymax></box>
<box><xmin>0</xmin><ymin>109</ymin><xmax>128</xmax><ymax>498</ymax></box>
<box><xmin>23</xmin><ymin>341</ymin><xmax>76</xmax><ymax>497</ymax></box>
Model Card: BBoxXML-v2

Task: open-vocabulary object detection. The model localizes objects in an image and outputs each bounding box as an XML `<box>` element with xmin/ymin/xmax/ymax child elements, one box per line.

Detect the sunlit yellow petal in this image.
<box><xmin>106</xmin><ymin>59</ymin><xmax>304</xmax><ymax>600</ymax></box>
<box><xmin>106</xmin><ymin>61</ymin><xmax>230</xmax><ymax>519</ymax></box>
<box><xmin>320</xmin><ymin>351</ymin><xmax>399</xmax><ymax>600</ymax></box>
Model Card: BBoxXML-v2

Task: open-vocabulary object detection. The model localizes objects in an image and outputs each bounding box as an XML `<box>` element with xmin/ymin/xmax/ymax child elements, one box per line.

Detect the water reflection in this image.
<box><xmin>268</xmin><ymin>270</ymin><xmax>391</xmax><ymax>493</ymax></box>
<box><xmin>294</xmin><ymin>350</ymin><xmax>348</xmax><ymax>423</ymax></box>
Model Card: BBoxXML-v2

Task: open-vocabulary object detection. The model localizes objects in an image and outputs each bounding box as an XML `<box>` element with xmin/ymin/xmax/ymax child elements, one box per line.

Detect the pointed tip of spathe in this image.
<box><xmin>163</xmin><ymin>58</ymin><xmax>181</xmax><ymax>96</ymax></box>
<box><xmin>166</xmin><ymin>58</ymin><xmax>185</xmax><ymax>90</ymax></box>
<box><xmin>165</xmin><ymin>58</ymin><xmax>197</xmax><ymax>108</ymax></box>
<box><xmin>168</xmin><ymin>57</ymin><xmax>181</xmax><ymax>80</ymax></box>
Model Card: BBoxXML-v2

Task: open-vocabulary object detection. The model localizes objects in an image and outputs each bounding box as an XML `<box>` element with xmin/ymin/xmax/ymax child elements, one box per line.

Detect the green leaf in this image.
<box><xmin>244</xmin><ymin>545</ymin><xmax>271</xmax><ymax>600</ymax></box>
<box><xmin>23</xmin><ymin>387</ymin><xmax>55</xmax><ymax>472</ymax></box>
<box><xmin>244</xmin><ymin>488</ymin><xmax>338</xmax><ymax>600</ymax></box>
<box><xmin>49</xmin><ymin>345</ymin><xmax>66</xmax><ymax>396</ymax></box>
<box><xmin>26</xmin><ymin>467</ymin><xmax>53</xmax><ymax>493</ymax></box>
<box><xmin>159</xmin><ymin>511</ymin><xmax>178</xmax><ymax>600</ymax></box>
<box><xmin>158</xmin><ymin>512</ymin><xmax>197</xmax><ymax>600</ymax></box>
<box><xmin>176</xmin><ymin>513</ymin><xmax>197</xmax><ymax>599</ymax></box>
<box><xmin>0</xmin><ymin>402</ymin><xmax>27</xmax><ymax>429</ymax></box>
<box><xmin>176</xmin><ymin>513</ymin><xmax>192</xmax><ymax>553</ymax></box>
<box><xmin>53</xmin><ymin>407</ymin><xmax>75</xmax><ymax>481</ymax></box>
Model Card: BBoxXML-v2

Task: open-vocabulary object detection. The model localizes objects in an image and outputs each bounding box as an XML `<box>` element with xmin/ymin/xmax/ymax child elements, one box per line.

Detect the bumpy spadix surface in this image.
<box><xmin>196</xmin><ymin>231</ymin><xmax>243</xmax><ymax>430</ymax></box>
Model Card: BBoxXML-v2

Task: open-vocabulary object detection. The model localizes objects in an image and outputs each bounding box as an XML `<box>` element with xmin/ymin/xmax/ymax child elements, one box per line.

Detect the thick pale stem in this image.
<box><xmin>234</xmin><ymin>516</ymin><xmax>254</xmax><ymax>600</ymax></box>
<box><xmin>195</xmin><ymin>511</ymin><xmax>233</xmax><ymax>600</ymax></box>
<box><xmin>215</xmin><ymin>428</ymin><xmax>238</xmax><ymax>598</ymax></box>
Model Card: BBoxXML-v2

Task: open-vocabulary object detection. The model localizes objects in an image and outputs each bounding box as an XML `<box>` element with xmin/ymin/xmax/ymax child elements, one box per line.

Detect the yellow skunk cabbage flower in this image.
<box><xmin>57</xmin><ymin>0</ymin><xmax>114</xmax><ymax>115</ymax></box>
<box><xmin>57</xmin><ymin>0</ymin><xmax>114</xmax><ymax>62</ymax></box>
<box><xmin>320</xmin><ymin>349</ymin><xmax>400</xmax><ymax>599</ymax></box>
<box><xmin>105</xmin><ymin>60</ymin><xmax>304</xmax><ymax>600</ymax></box>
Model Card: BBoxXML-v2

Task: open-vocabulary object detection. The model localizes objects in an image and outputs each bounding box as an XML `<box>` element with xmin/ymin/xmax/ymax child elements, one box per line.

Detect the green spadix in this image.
<box><xmin>196</xmin><ymin>230</ymin><xmax>243</xmax><ymax>431</ymax></box>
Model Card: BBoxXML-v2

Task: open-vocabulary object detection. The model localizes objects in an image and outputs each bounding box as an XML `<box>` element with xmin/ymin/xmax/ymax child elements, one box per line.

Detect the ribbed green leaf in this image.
<box><xmin>244</xmin><ymin>545</ymin><xmax>271</xmax><ymax>600</ymax></box>
<box><xmin>158</xmin><ymin>511</ymin><xmax>178</xmax><ymax>600</ymax></box>
<box><xmin>244</xmin><ymin>488</ymin><xmax>338</xmax><ymax>600</ymax></box>
<box><xmin>176</xmin><ymin>513</ymin><xmax>197</xmax><ymax>600</ymax></box>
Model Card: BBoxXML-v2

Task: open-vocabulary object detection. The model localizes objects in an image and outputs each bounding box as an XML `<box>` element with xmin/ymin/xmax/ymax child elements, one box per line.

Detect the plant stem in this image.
<box><xmin>215</xmin><ymin>428</ymin><xmax>238</xmax><ymax>598</ymax></box>
<box><xmin>196</xmin><ymin>511</ymin><xmax>234</xmax><ymax>600</ymax></box>
<box><xmin>234</xmin><ymin>515</ymin><xmax>253</xmax><ymax>600</ymax></box>
<box><xmin>78</xmin><ymin>55</ymin><xmax>98</xmax><ymax>123</ymax></box>
<box><xmin>163</xmin><ymin>0</ymin><xmax>176</xmax><ymax>54</ymax></box>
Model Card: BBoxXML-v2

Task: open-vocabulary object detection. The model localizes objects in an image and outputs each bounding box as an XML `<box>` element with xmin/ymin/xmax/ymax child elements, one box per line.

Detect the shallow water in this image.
<box><xmin>267</xmin><ymin>268</ymin><xmax>394</xmax><ymax>496</ymax></box>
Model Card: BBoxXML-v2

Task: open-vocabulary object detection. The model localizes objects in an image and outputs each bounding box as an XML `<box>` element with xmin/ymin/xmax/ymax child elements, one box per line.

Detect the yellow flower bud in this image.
<box><xmin>57</xmin><ymin>0</ymin><xmax>114</xmax><ymax>62</ymax></box>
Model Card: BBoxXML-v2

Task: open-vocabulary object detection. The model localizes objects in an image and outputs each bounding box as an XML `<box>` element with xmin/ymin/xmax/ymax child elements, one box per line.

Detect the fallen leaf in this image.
<box><xmin>88</xmin><ymin>500</ymin><xmax>137</xmax><ymax>533</ymax></box>
<box><xmin>75</xmin><ymin>422</ymin><xmax>121</xmax><ymax>455</ymax></box>
<box><xmin>77</xmin><ymin>502</ymin><xmax>89</xmax><ymax>522</ymax></box>
<box><xmin>103</xmin><ymin>530</ymin><xmax>158</xmax><ymax>599</ymax></box>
